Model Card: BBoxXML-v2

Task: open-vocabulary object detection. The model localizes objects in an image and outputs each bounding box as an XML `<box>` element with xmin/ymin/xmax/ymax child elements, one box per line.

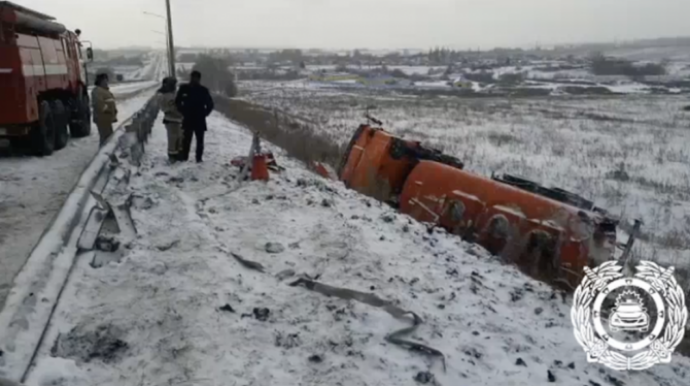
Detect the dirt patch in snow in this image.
<box><xmin>51</xmin><ymin>323</ymin><xmax>129</xmax><ymax>365</ymax></box>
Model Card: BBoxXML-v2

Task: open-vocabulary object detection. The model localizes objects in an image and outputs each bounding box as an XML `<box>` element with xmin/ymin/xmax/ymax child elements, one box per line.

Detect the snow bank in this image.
<box><xmin>25</xmin><ymin>113</ymin><xmax>690</xmax><ymax>386</ymax></box>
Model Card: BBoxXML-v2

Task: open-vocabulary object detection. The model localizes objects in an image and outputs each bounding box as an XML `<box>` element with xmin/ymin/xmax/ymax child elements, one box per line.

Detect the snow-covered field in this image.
<box><xmin>238</xmin><ymin>81</ymin><xmax>690</xmax><ymax>270</ymax></box>
<box><xmin>292</xmin><ymin>62</ymin><xmax>688</xmax><ymax>96</ymax></box>
<box><xmin>25</xmin><ymin>113</ymin><xmax>690</xmax><ymax>386</ymax></box>
<box><xmin>0</xmin><ymin>90</ymin><xmax>156</xmax><ymax>311</ymax></box>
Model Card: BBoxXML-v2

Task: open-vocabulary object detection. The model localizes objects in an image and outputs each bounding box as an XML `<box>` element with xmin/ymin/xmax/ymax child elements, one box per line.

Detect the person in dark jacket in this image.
<box><xmin>175</xmin><ymin>70</ymin><xmax>214</xmax><ymax>162</ymax></box>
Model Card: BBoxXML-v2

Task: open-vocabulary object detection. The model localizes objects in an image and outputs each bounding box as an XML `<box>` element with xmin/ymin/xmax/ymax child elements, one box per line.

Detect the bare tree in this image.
<box><xmin>191</xmin><ymin>54</ymin><xmax>238</xmax><ymax>97</ymax></box>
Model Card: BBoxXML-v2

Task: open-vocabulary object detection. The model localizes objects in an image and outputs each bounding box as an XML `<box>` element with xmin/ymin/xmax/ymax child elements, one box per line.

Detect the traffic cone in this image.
<box><xmin>251</xmin><ymin>154</ymin><xmax>269</xmax><ymax>181</ymax></box>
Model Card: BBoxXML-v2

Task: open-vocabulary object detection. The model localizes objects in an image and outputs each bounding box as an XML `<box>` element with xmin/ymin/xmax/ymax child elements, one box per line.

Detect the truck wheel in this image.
<box><xmin>52</xmin><ymin>100</ymin><xmax>69</xmax><ymax>150</ymax></box>
<box><xmin>31</xmin><ymin>101</ymin><xmax>56</xmax><ymax>156</ymax></box>
<box><xmin>70</xmin><ymin>94</ymin><xmax>92</xmax><ymax>138</ymax></box>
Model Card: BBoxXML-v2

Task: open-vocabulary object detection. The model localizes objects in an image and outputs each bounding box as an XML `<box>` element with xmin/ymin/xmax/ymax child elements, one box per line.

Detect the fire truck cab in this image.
<box><xmin>0</xmin><ymin>1</ymin><xmax>94</xmax><ymax>155</ymax></box>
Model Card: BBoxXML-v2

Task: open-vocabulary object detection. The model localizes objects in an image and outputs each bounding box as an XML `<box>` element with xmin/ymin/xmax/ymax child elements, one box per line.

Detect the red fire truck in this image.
<box><xmin>0</xmin><ymin>1</ymin><xmax>94</xmax><ymax>155</ymax></box>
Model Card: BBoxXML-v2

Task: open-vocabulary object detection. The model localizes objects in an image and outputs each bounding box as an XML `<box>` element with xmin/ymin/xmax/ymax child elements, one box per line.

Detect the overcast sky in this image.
<box><xmin>19</xmin><ymin>0</ymin><xmax>690</xmax><ymax>50</ymax></box>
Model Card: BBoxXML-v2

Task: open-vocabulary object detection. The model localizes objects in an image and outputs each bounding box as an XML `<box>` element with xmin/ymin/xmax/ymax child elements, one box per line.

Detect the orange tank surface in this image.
<box><xmin>339</xmin><ymin>124</ymin><xmax>464</xmax><ymax>205</ymax></box>
<box><xmin>399</xmin><ymin>161</ymin><xmax>616</xmax><ymax>289</ymax></box>
<box><xmin>338</xmin><ymin>124</ymin><xmax>617</xmax><ymax>291</ymax></box>
<box><xmin>339</xmin><ymin>124</ymin><xmax>420</xmax><ymax>203</ymax></box>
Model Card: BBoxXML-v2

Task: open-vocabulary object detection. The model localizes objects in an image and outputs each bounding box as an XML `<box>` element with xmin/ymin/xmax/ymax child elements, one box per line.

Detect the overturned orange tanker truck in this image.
<box><xmin>337</xmin><ymin>118</ymin><xmax>619</xmax><ymax>290</ymax></box>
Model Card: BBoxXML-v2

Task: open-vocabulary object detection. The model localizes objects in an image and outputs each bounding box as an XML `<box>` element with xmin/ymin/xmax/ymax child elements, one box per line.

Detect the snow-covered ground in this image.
<box><xmin>0</xmin><ymin>91</ymin><xmax>156</xmax><ymax>311</ymax></box>
<box><xmin>24</xmin><ymin>112</ymin><xmax>690</xmax><ymax>386</ymax></box>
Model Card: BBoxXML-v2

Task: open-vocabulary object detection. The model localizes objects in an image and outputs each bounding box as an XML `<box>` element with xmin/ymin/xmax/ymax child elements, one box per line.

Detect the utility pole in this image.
<box><xmin>165</xmin><ymin>0</ymin><xmax>176</xmax><ymax>77</ymax></box>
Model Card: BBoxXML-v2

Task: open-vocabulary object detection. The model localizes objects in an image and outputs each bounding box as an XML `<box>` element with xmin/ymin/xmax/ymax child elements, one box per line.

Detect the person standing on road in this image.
<box><xmin>91</xmin><ymin>73</ymin><xmax>118</xmax><ymax>147</ymax></box>
<box><xmin>157</xmin><ymin>76</ymin><xmax>184</xmax><ymax>162</ymax></box>
<box><xmin>175</xmin><ymin>70</ymin><xmax>214</xmax><ymax>163</ymax></box>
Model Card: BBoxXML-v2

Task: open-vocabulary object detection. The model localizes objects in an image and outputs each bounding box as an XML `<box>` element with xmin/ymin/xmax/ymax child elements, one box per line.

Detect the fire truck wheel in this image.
<box><xmin>70</xmin><ymin>95</ymin><xmax>91</xmax><ymax>138</ymax></box>
<box><xmin>52</xmin><ymin>100</ymin><xmax>69</xmax><ymax>150</ymax></box>
<box><xmin>31</xmin><ymin>101</ymin><xmax>56</xmax><ymax>157</ymax></box>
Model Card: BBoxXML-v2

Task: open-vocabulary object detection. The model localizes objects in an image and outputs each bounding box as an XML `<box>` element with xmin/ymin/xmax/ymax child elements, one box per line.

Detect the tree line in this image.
<box><xmin>177</xmin><ymin>54</ymin><xmax>238</xmax><ymax>97</ymax></box>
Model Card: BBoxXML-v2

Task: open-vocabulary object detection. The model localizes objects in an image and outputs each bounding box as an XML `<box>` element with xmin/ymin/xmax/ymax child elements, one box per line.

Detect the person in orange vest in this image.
<box><xmin>91</xmin><ymin>73</ymin><xmax>118</xmax><ymax>146</ymax></box>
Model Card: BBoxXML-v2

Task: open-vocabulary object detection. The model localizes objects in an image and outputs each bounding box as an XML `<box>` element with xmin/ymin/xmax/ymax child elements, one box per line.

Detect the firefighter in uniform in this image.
<box><xmin>91</xmin><ymin>73</ymin><xmax>118</xmax><ymax>146</ymax></box>
<box><xmin>157</xmin><ymin>77</ymin><xmax>184</xmax><ymax>162</ymax></box>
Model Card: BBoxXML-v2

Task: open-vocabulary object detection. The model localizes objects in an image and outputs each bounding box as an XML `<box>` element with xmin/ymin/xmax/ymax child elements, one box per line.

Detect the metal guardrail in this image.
<box><xmin>0</xmin><ymin>95</ymin><xmax>160</xmax><ymax>384</ymax></box>
<box><xmin>117</xmin><ymin>95</ymin><xmax>159</xmax><ymax>166</ymax></box>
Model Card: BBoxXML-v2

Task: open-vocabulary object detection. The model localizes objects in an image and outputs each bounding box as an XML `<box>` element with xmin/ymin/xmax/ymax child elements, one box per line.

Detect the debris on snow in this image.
<box><xmin>414</xmin><ymin>371</ymin><xmax>435</xmax><ymax>384</ymax></box>
<box><xmin>51</xmin><ymin>324</ymin><xmax>128</xmax><ymax>364</ymax></box>
<box><xmin>132</xmin><ymin>195</ymin><xmax>156</xmax><ymax>210</ymax></box>
<box><xmin>381</xmin><ymin>213</ymin><xmax>395</xmax><ymax>223</ymax></box>
<box><xmin>218</xmin><ymin>304</ymin><xmax>235</xmax><ymax>313</ymax></box>
<box><xmin>231</xmin><ymin>252</ymin><xmax>266</xmax><ymax>272</ymax></box>
<box><xmin>606</xmin><ymin>375</ymin><xmax>625</xmax><ymax>386</ymax></box>
<box><xmin>289</xmin><ymin>277</ymin><xmax>446</xmax><ymax>371</ymax></box>
<box><xmin>275</xmin><ymin>269</ymin><xmax>296</xmax><ymax>281</ymax></box>
<box><xmin>307</xmin><ymin>354</ymin><xmax>323</xmax><ymax>363</ymax></box>
<box><xmin>548</xmin><ymin>369</ymin><xmax>557</xmax><ymax>383</ymax></box>
<box><xmin>265</xmin><ymin>242</ymin><xmax>285</xmax><ymax>254</ymax></box>
<box><xmin>155</xmin><ymin>240</ymin><xmax>179</xmax><ymax>252</ymax></box>
<box><xmin>252</xmin><ymin>307</ymin><xmax>270</xmax><ymax>321</ymax></box>
<box><xmin>275</xmin><ymin>332</ymin><xmax>301</xmax><ymax>349</ymax></box>
<box><xmin>94</xmin><ymin>236</ymin><xmax>120</xmax><ymax>253</ymax></box>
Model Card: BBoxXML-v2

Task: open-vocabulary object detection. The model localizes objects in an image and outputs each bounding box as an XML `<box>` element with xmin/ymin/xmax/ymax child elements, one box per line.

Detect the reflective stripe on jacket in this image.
<box><xmin>158</xmin><ymin>92</ymin><xmax>184</xmax><ymax>124</ymax></box>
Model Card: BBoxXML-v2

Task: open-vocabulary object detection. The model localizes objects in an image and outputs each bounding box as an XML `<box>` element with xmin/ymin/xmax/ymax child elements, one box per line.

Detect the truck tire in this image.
<box><xmin>70</xmin><ymin>92</ymin><xmax>91</xmax><ymax>138</ymax></box>
<box><xmin>52</xmin><ymin>100</ymin><xmax>69</xmax><ymax>150</ymax></box>
<box><xmin>31</xmin><ymin>101</ymin><xmax>56</xmax><ymax>156</ymax></box>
